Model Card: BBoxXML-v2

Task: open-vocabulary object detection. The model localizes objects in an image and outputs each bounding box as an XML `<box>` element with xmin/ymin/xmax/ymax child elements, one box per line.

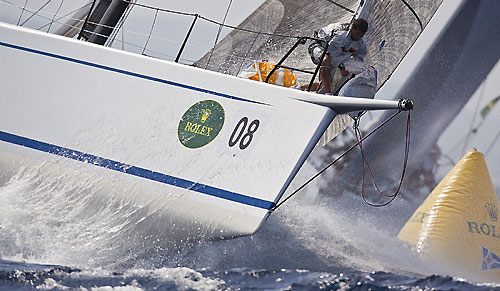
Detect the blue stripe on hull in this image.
<box><xmin>0</xmin><ymin>41</ymin><xmax>270</xmax><ymax>106</ymax></box>
<box><xmin>0</xmin><ymin>131</ymin><xmax>275</xmax><ymax>210</ymax></box>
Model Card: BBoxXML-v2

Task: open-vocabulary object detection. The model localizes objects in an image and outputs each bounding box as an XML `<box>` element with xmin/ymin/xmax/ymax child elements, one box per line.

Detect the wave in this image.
<box><xmin>1</xmin><ymin>258</ymin><xmax>494</xmax><ymax>290</ymax></box>
<box><xmin>0</xmin><ymin>157</ymin><xmax>430</xmax><ymax>275</ymax></box>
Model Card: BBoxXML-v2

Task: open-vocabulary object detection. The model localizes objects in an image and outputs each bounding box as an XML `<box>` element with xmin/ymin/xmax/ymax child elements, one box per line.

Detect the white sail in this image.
<box><xmin>54</xmin><ymin>1</ymin><xmax>93</xmax><ymax>37</ymax></box>
<box><xmin>196</xmin><ymin>0</ymin><xmax>442</xmax><ymax>146</ymax></box>
<box><xmin>338</xmin><ymin>0</ymin><xmax>500</xmax><ymax>195</ymax></box>
<box><xmin>197</xmin><ymin>0</ymin><xmax>442</xmax><ymax>88</ymax></box>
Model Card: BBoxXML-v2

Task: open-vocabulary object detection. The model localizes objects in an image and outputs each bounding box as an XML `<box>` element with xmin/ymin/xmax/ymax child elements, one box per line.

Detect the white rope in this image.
<box><xmin>19</xmin><ymin>0</ymin><xmax>52</xmax><ymax>26</ymax></box>
<box><xmin>0</xmin><ymin>1</ymin><xmax>283</xmax><ymax>70</ymax></box>
<box><xmin>46</xmin><ymin>0</ymin><xmax>64</xmax><ymax>32</ymax></box>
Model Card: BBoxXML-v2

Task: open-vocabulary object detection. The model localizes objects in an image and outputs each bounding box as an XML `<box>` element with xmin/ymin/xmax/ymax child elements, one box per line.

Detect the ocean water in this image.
<box><xmin>0</xmin><ymin>161</ymin><xmax>499</xmax><ymax>291</ymax></box>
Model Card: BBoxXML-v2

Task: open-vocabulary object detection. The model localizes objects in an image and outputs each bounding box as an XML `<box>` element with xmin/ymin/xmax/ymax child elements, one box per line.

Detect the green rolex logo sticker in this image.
<box><xmin>178</xmin><ymin>100</ymin><xmax>225</xmax><ymax>148</ymax></box>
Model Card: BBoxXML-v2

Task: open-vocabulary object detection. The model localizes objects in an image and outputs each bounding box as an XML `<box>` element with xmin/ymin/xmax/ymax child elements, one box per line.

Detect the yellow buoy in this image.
<box><xmin>398</xmin><ymin>149</ymin><xmax>500</xmax><ymax>282</ymax></box>
<box><xmin>239</xmin><ymin>60</ymin><xmax>297</xmax><ymax>87</ymax></box>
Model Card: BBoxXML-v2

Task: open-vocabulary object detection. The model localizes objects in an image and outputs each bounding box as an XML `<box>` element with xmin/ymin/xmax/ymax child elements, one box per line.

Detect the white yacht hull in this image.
<box><xmin>0</xmin><ymin>22</ymin><xmax>336</xmax><ymax>240</ymax></box>
<box><xmin>0</xmin><ymin>22</ymin><xmax>405</xmax><ymax>241</ymax></box>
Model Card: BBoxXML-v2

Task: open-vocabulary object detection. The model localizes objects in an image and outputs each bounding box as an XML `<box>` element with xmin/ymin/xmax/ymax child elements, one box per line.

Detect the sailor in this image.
<box><xmin>307</xmin><ymin>18</ymin><xmax>369</xmax><ymax>94</ymax></box>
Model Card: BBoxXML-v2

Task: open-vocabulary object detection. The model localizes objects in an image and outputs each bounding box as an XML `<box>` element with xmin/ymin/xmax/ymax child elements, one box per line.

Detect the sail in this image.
<box><xmin>195</xmin><ymin>0</ymin><xmax>441</xmax><ymax>147</ymax></box>
<box><xmin>54</xmin><ymin>1</ymin><xmax>93</xmax><ymax>37</ymax></box>
<box><xmin>361</xmin><ymin>0</ymin><xmax>442</xmax><ymax>89</ymax></box>
<box><xmin>196</xmin><ymin>0</ymin><xmax>442</xmax><ymax>89</ymax></box>
<box><xmin>196</xmin><ymin>0</ymin><xmax>358</xmax><ymax>80</ymax></box>
<box><xmin>338</xmin><ymin>0</ymin><xmax>500</xmax><ymax>196</ymax></box>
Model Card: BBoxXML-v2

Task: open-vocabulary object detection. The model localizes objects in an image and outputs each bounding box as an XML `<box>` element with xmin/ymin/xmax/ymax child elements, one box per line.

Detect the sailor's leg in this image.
<box><xmin>331</xmin><ymin>69</ymin><xmax>347</xmax><ymax>94</ymax></box>
<box><xmin>300</xmin><ymin>82</ymin><xmax>321</xmax><ymax>91</ymax></box>
<box><xmin>344</xmin><ymin>59</ymin><xmax>370</xmax><ymax>75</ymax></box>
<box><xmin>320</xmin><ymin>55</ymin><xmax>333</xmax><ymax>94</ymax></box>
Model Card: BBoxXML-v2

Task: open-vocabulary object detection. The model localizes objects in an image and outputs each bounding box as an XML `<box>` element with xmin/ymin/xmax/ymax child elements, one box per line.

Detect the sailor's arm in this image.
<box><xmin>355</xmin><ymin>41</ymin><xmax>368</xmax><ymax>62</ymax></box>
<box><xmin>327</xmin><ymin>36</ymin><xmax>352</xmax><ymax>76</ymax></box>
<box><xmin>326</xmin><ymin>36</ymin><xmax>346</xmax><ymax>67</ymax></box>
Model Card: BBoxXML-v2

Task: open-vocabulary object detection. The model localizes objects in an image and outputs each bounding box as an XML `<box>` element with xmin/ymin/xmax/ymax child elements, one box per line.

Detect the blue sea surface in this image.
<box><xmin>0</xmin><ymin>161</ymin><xmax>499</xmax><ymax>290</ymax></box>
<box><xmin>0</xmin><ymin>259</ymin><xmax>495</xmax><ymax>290</ymax></box>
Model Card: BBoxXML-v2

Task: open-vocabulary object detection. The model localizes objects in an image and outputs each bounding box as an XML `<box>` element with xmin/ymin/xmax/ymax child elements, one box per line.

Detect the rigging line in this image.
<box><xmin>1</xmin><ymin>1</ymin><xmax>98</xmax><ymax>32</ymax></box>
<box><xmin>19</xmin><ymin>0</ymin><xmax>52</xmax><ymax>26</ymax></box>
<box><xmin>36</xmin><ymin>3</ymin><xmax>90</xmax><ymax>31</ymax></box>
<box><xmin>236</xmin><ymin>32</ymin><xmax>261</xmax><ymax>76</ymax></box>
<box><xmin>270</xmin><ymin>109</ymin><xmax>404</xmax><ymax>213</ymax></box>
<box><xmin>78</xmin><ymin>0</ymin><xmax>97</xmax><ymax>40</ymax></box>
<box><xmin>399</xmin><ymin>0</ymin><xmax>423</xmax><ymax>31</ymax></box>
<box><xmin>470</xmin><ymin>94</ymin><xmax>499</xmax><ymax>134</ymax></box>
<box><xmin>121</xmin><ymin>23</ymin><xmax>124</xmax><ymax>50</ymax></box>
<box><xmin>111</xmin><ymin>26</ymin><xmax>259</xmax><ymax>65</ymax></box>
<box><xmin>123</xmin><ymin>0</ymin><xmax>196</xmax><ymax>17</ymax></box>
<box><xmin>377</xmin><ymin>0</ymin><xmax>435</xmax><ymax>91</ymax></box>
<box><xmin>124</xmin><ymin>1</ymin><xmax>297</xmax><ymax>39</ymax></box>
<box><xmin>485</xmin><ymin>129</ymin><xmax>500</xmax><ymax>156</ymax></box>
<box><xmin>441</xmin><ymin>152</ymin><xmax>456</xmax><ymax>167</ymax></box>
<box><xmin>142</xmin><ymin>9</ymin><xmax>158</xmax><ymax>55</ymax></box>
<box><xmin>205</xmin><ymin>0</ymin><xmax>232</xmax><ymax>69</ymax></box>
<box><xmin>4</xmin><ymin>1</ymin><xmax>135</xmax><ymax>46</ymax></box>
<box><xmin>324</xmin><ymin>0</ymin><xmax>355</xmax><ymax>14</ymax></box>
<box><xmin>113</xmin><ymin>38</ymin><xmax>178</xmax><ymax>61</ymax></box>
<box><xmin>16</xmin><ymin>0</ymin><xmax>28</xmax><ymax>26</ymax></box>
<box><xmin>107</xmin><ymin>0</ymin><xmax>136</xmax><ymax>47</ymax></box>
<box><xmin>196</xmin><ymin>14</ymin><xmax>295</xmax><ymax>39</ymax></box>
<box><xmin>350</xmin><ymin>0</ymin><xmax>366</xmax><ymax>23</ymax></box>
<box><xmin>47</xmin><ymin>0</ymin><xmax>63</xmax><ymax>32</ymax></box>
<box><xmin>461</xmin><ymin>80</ymin><xmax>487</xmax><ymax>155</ymax></box>
<box><xmin>2</xmin><ymin>1</ymin><xmax>294</xmax><ymax>65</ymax></box>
